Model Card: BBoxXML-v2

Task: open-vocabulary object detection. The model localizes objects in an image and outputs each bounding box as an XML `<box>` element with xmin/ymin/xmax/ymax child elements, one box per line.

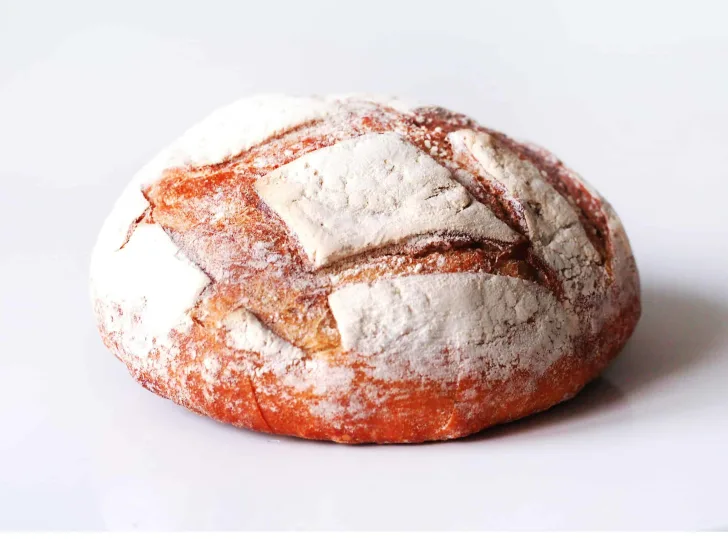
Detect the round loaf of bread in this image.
<box><xmin>90</xmin><ymin>94</ymin><xmax>640</xmax><ymax>443</ymax></box>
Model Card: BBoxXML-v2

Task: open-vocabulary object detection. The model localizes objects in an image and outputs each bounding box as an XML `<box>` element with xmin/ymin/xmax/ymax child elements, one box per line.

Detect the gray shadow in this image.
<box><xmin>460</xmin><ymin>377</ymin><xmax>625</xmax><ymax>442</ymax></box>
<box><xmin>462</xmin><ymin>283</ymin><xmax>728</xmax><ymax>441</ymax></box>
<box><xmin>606</xmin><ymin>283</ymin><xmax>728</xmax><ymax>394</ymax></box>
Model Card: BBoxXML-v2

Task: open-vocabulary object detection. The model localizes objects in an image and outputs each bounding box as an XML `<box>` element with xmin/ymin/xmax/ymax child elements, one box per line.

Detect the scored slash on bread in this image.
<box><xmin>90</xmin><ymin>94</ymin><xmax>640</xmax><ymax>443</ymax></box>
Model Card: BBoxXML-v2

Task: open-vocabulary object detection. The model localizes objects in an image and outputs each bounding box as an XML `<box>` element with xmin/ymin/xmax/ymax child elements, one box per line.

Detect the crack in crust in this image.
<box><xmin>117</xmin><ymin>202</ymin><xmax>153</xmax><ymax>251</ymax></box>
<box><xmin>246</xmin><ymin>371</ymin><xmax>273</xmax><ymax>432</ymax></box>
<box><xmin>485</xmin><ymin>131</ymin><xmax>610</xmax><ymax>269</ymax></box>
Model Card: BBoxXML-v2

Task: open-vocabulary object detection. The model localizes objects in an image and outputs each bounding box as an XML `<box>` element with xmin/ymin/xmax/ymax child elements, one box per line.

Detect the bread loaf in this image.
<box><xmin>90</xmin><ymin>94</ymin><xmax>640</xmax><ymax>443</ymax></box>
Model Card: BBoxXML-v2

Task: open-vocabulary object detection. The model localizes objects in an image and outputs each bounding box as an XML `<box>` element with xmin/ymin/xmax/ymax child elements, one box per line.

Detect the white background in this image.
<box><xmin>1</xmin><ymin>0</ymin><xmax>727</xmax><ymax>531</ymax></box>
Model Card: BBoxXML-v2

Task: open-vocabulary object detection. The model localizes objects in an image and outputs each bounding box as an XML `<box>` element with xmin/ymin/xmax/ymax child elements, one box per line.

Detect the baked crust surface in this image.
<box><xmin>90</xmin><ymin>95</ymin><xmax>640</xmax><ymax>443</ymax></box>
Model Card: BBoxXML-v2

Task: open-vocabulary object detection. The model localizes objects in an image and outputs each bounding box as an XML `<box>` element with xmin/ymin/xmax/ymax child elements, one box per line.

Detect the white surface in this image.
<box><xmin>223</xmin><ymin>309</ymin><xmax>304</xmax><ymax>362</ymax></box>
<box><xmin>328</xmin><ymin>273</ymin><xmax>572</xmax><ymax>370</ymax></box>
<box><xmin>1</xmin><ymin>0</ymin><xmax>727</xmax><ymax>531</ymax></box>
<box><xmin>256</xmin><ymin>132</ymin><xmax>518</xmax><ymax>267</ymax></box>
<box><xmin>90</xmin><ymin>222</ymin><xmax>211</xmax><ymax>354</ymax></box>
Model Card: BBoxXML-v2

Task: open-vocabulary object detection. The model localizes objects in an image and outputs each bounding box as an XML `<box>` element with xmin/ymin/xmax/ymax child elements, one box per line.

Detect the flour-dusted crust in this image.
<box><xmin>328</xmin><ymin>273</ymin><xmax>575</xmax><ymax>366</ymax></box>
<box><xmin>90</xmin><ymin>94</ymin><xmax>640</xmax><ymax>443</ymax></box>
<box><xmin>256</xmin><ymin>133</ymin><xmax>519</xmax><ymax>267</ymax></box>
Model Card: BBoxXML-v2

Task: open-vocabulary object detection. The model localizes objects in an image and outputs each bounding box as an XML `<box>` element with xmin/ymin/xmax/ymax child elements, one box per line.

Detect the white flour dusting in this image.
<box><xmin>223</xmin><ymin>308</ymin><xmax>303</xmax><ymax>362</ymax></box>
<box><xmin>90</xmin><ymin>223</ymin><xmax>211</xmax><ymax>359</ymax></box>
<box><xmin>256</xmin><ymin>133</ymin><xmax>520</xmax><ymax>267</ymax></box>
<box><xmin>448</xmin><ymin>130</ymin><xmax>604</xmax><ymax>306</ymax></box>
<box><xmin>328</xmin><ymin>272</ymin><xmax>577</xmax><ymax>382</ymax></box>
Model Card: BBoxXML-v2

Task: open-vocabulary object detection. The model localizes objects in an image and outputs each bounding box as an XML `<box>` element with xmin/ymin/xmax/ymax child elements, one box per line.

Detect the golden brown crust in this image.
<box><xmin>92</xmin><ymin>96</ymin><xmax>641</xmax><ymax>443</ymax></box>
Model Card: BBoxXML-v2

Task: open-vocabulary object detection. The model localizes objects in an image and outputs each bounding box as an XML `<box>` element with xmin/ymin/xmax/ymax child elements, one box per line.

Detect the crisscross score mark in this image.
<box><xmin>121</xmin><ymin>101</ymin><xmax>610</xmax><ymax>360</ymax></box>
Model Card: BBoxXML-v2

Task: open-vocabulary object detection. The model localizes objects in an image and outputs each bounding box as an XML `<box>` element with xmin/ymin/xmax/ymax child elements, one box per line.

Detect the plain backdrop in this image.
<box><xmin>1</xmin><ymin>0</ymin><xmax>727</xmax><ymax>531</ymax></box>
